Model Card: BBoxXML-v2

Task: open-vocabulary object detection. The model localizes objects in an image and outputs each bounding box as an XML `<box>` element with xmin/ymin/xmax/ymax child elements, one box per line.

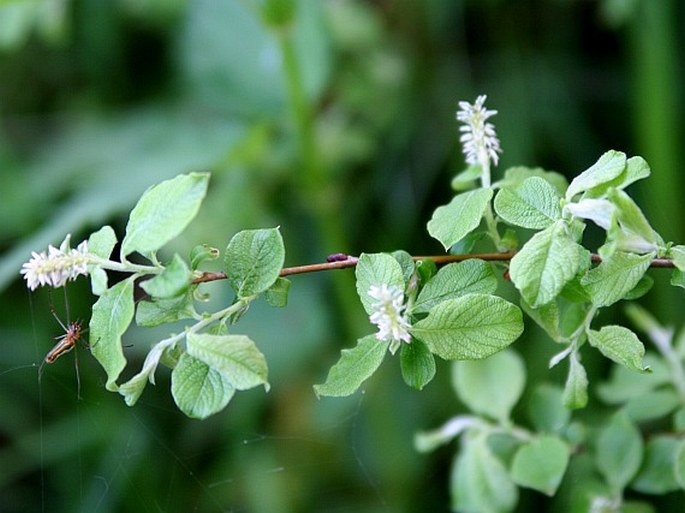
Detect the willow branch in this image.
<box><xmin>191</xmin><ymin>252</ymin><xmax>676</xmax><ymax>285</ymax></box>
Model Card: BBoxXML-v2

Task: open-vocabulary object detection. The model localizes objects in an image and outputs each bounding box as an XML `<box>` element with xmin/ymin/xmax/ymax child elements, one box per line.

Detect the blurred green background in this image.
<box><xmin>0</xmin><ymin>0</ymin><xmax>683</xmax><ymax>511</ymax></box>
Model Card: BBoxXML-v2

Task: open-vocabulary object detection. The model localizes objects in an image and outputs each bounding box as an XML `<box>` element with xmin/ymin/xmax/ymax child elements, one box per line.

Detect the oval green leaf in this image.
<box><xmin>427</xmin><ymin>188</ymin><xmax>493</xmax><ymax>250</ymax></box>
<box><xmin>452</xmin><ymin>349</ymin><xmax>525</xmax><ymax>422</ymax></box>
<box><xmin>314</xmin><ymin>335</ymin><xmax>389</xmax><ymax>397</ymax></box>
<box><xmin>186</xmin><ymin>333</ymin><xmax>268</xmax><ymax>391</ymax></box>
<box><xmin>89</xmin><ymin>277</ymin><xmax>135</xmax><ymax>391</ymax></box>
<box><xmin>224</xmin><ymin>227</ymin><xmax>285</xmax><ymax>299</ymax></box>
<box><xmin>410</xmin><ymin>294</ymin><xmax>523</xmax><ymax>360</ymax></box>
<box><xmin>511</xmin><ymin>435</ymin><xmax>569</xmax><ymax>495</ymax></box>
<box><xmin>122</xmin><ymin>172</ymin><xmax>209</xmax><ymax>257</ymax></box>
<box><xmin>171</xmin><ymin>353</ymin><xmax>235</xmax><ymax>419</ymax></box>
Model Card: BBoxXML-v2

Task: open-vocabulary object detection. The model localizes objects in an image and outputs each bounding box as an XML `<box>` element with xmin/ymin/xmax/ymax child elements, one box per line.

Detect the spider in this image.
<box><xmin>38</xmin><ymin>294</ymin><xmax>87</xmax><ymax>399</ymax></box>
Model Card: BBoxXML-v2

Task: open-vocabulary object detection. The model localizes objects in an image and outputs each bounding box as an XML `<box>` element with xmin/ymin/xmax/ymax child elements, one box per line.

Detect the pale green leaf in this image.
<box><xmin>190</xmin><ymin>244</ymin><xmax>221</xmax><ymax>270</ymax></box>
<box><xmin>588</xmin><ymin>325</ymin><xmax>650</xmax><ymax>373</ymax></box>
<box><xmin>427</xmin><ymin>188</ymin><xmax>493</xmax><ymax>250</ymax></box>
<box><xmin>354</xmin><ymin>253</ymin><xmax>405</xmax><ymax>315</ymax></box>
<box><xmin>581</xmin><ymin>251</ymin><xmax>654</xmax><ymax>307</ymax></box>
<box><xmin>412</xmin><ymin>259</ymin><xmax>497</xmax><ymax>314</ymax></box>
<box><xmin>171</xmin><ymin>353</ymin><xmax>235</xmax><ymax>419</ymax></box>
<box><xmin>597</xmin><ymin>353</ymin><xmax>670</xmax><ymax>404</ymax></box>
<box><xmin>563</xmin><ymin>351</ymin><xmax>588</xmax><ymax>409</ymax></box>
<box><xmin>88</xmin><ymin>225</ymin><xmax>117</xmax><ymax>295</ymax></box>
<box><xmin>583</xmin><ymin>155</ymin><xmax>651</xmax><ymax>199</ymax></box>
<box><xmin>391</xmin><ymin>249</ymin><xmax>415</xmax><ymax>285</ymax></box>
<box><xmin>451</xmin><ymin>164</ymin><xmax>482</xmax><ymax>191</ymax></box>
<box><xmin>669</xmin><ymin>245</ymin><xmax>685</xmax><ymax>272</ymax></box>
<box><xmin>88</xmin><ymin>225</ymin><xmax>117</xmax><ymax>259</ymax></box>
<box><xmin>495</xmin><ymin>166</ymin><xmax>568</xmax><ymax>196</ymax></box>
<box><xmin>265</xmin><ymin>277</ymin><xmax>291</xmax><ymax>308</ymax></box>
<box><xmin>451</xmin><ymin>434</ymin><xmax>518</xmax><ymax>513</ymax></box>
<box><xmin>400</xmin><ymin>338</ymin><xmax>436</xmax><ymax>390</ymax></box>
<box><xmin>566</xmin><ymin>150</ymin><xmax>626</xmax><ymax>200</ymax></box>
<box><xmin>224</xmin><ymin>227</ymin><xmax>285</xmax><ymax>299</ymax></box>
<box><xmin>605</xmin><ymin>188</ymin><xmax>661</xmax><ymax>254</ymax></box>
<box><xmin>452</xmin><ymin>349</ymin><xmax>525</xmax><ymax>421</ymax></box>
<box><xmin>494</xmin><ymin>176</ymin><xmax>562</xmax><ymax>229</ymax></box>
<box><xmin>90</xmin><ymin>277</ymin><xmax>135</xmax><ymax>391</ymax></box>
<box><xmin>520</xmin><ymin>298</ymin><xmax>562</xmax><ymax>343</ymax></box>
<box><xmin>186</xmin><ymin>333</ymin><xmax>268</xmax><ymax>390</ymax></box>
<box><xmin>596</xmin><ymin>411</ymin><xmax>643</xmax><ymax>490</ymax></box>
<box><xmin>675</xmin><ymin>441</ymin><xmax>685</xmax><ymax>490</ymax></box>
<box><xmin>510</xmin><ymin>435</ymin><xmax>569</xmax><ymax>495</ymax></box>
<box><xmin>510</xmin><ymin>221</ymin><xmax>586</xmax><ymax>307</ymax></box>
<box><xmin>410</xmin><ymin>294</ymin><xmax>523</xmax><ymax>360</ymax></box>
<box><xmin>632</xmin><ymin>436</ymin><xmax>682</xmax><ymax>494</ymax></box>
<box><xmin>313</xmin><ymin>335</ymin><xmax>389</xmax><ymax>397</ymax></box>
<box><xmin>528</xmin><ymin>385</ymin><xmax>570</xmax><ymax>433</ymax></box>
<box><xmin>135</xmin><ymin>292</ymin><xmax>197</xmax><ymax>327</ymax></box>
<box><xmin>624</xmin><ymin>389</ymin><xmax>680</xmax><ymax>423</ymax></box>
<box><xmin>121</xmin><ymin>173</ymin><xmax>209</xmax><ymax>257</ymax></box>
<box><xmin>140</xmin><ymin>254</ymin><xmax>191</xmax><ymax>299</ymax></box>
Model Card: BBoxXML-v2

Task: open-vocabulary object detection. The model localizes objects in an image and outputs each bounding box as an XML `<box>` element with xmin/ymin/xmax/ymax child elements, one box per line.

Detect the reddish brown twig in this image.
<box><xmin>191</xmin><ymin>252</ymin><xmax>675</xmax><ymax>285</ymax></box>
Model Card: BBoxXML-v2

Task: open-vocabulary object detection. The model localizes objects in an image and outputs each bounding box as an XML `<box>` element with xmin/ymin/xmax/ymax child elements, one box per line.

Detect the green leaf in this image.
<box><xmin>675</xmin><ymin>441</ymin><xmax>685</xmax><ymax>490</ymax></box>
<box><xmin>495</xmin><ymin>166</ymin><xmax>568</xmax><ymax>196</ymax></box>
<box><xmin>528</xmin><ymin>385</ymin><xmax>570</xmax><ymax>433</ymax></box>
<box><xmin>494</xmin><ymin>176</ymin><xmax>562</xmax><ymax>229</ymax></box>
<box><xmin>670</xmin><ymin>245</ymin><xmax>685</xmax><ymax>272</ymax></box>
<box><xmin>588</xmin><ymin>326</ymin><xmax>650</xmax><ymax>373</ymax></box>
<box><xmin>224</xmin><ymin>227</ymin><xmax>285</xmax><ymax>299</ymax></box>
<box><xmin>632</xmin><ymin>436</ymin><xmax>682</xmax><ymax>494</ymax></box>
<box><xmin>121</xmin><ymin>173</ymin><xmax>209</xmax><ymax>257</ymax></box>
<box><xmin>510</xmin><ymin>435</ymin><xmax>569</xmax><ymax>495</ymax></box>
<box><xmin>624</xmin><ymin>389</ymin><xmax>680</xmax><ymax>423</ymax></box>
<box><xmin>451</xmin><ymin>434</ymin><xmax>518</xmax><ymax>513</ymax></box>
<box><xmin>411</xmin><ymin>294</ymin><xmax>523</xmax><ymax>360</ymax></box>
<box><xmin>597</xmin><ymin>353</ymin><xmax>669</xmax><ymax>404</ymax></box>
<box><xmin>391</xmin><ymin>249</ymin><xmax>415</xmax><ymax>285</ymax></box>
<box><xmin>520</xmin><ymin>299</ymin><xmax>562</xmax><ymax>343</ymax></box>
<box><xmin>135</xmin><ymin>292</ymin><xmax>197</xmax><ymax>327</ymax></box>
<box><xmin>88</xmin><ymin>225</ymin><xmax>117</xmax><ymax>295</ymax></box>
<box><xmin>671</xmin><ymin>269</ymin><xmax>685</xmax><ymax>290</ymax></box>
<box><xmin>451</xmin><ymin>164</ymin><xmax>482</xmax><ymax>191</ymax></box>
<box><xmin>596</xmin><ymin>411</ymin><xmax>643</xmax><ymax>490</ymax></box>
<box><xmin>452</xmin><ymin>349</ymin><xmax>525</xmax><ymax>422</ymax></box>
<box><xmin>566</xmin><ymin>150</ymin><xmax>626</xmax><ymax>200</ymax></box>
<box><xmin>354</xmin><ymin>253</ymin><xmax>405</xmax><ymax>315</ymax></box>
<box><xmin>186</xmin><ymin>333</ymin><xmax>269</xmax><ymax>390</ymax></box>
<box><xmin>400</xmin><ymin>339</ymin><xmax>436</xmax><ymax>390</ymax></box>
<box><xmin>427</xmin><ymin>188</ymin><xmax>493</xmax><ymax>250</ymax></box>
<box><xmin>581</xmin><ymin>251</ymin><xmax>654</xmax><ymax>307</ymax></box>
<box><xmin>563</xmin><ymin>351</ymin><xmax>588</xmax><ymax>409</ymax></box>
<box><xmin>412</xmin><ymin>259</ymin><xmax>497</xmax><ymax>314</ymax></box>
<box><xmin>313</xmin><ymin>335</ymin><xmax>389</xmax><ymax>397</ymax></box>
<box><xmin>583</xmin><ymin>155</ymin><xmax>651</xmax><ymax>199</ymax></box>
<box><xmin>90</xmin><ymin>277</ymin><xmax>135</xmax><ymax>391</ymax></box>
<box><xmin>265</xmin><ymin>277</ymin><xmax>291</xmax><ymax>308</ymax></box>
<box><xmin>603</xmin><ymin>188</ymin><xmax>661</xmax><ymax>255</ymax></box>
<box><xmin>88</xmin><ymin>225</ymin><xmax>117</xmax><ymax>259</ymax></box>
<box><xmin>171</xmin><ymin>353</ymin><xmax>235</xmax><ymax>419</ymax></box>
<box><xmin>509</xmin><ymin>221</ymin><xmax>586</xmax><ymax>307</ymax></box>
<box><xmin>118</xmin><ymin>336</ymin><xmax>179</xmax><ymax>406</ymax></box>
<box><xmin>190</xmin><ymin>244</ymin><xmax>221</xmax><ymax>270</ymax></box>
<box><xmin>140</xmin><ymin>254</ymin><xmax>191</xmax><ymax>299</ymax></box>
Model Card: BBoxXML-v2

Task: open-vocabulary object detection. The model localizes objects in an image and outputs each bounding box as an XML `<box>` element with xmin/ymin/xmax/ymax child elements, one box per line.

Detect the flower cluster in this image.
<box><xmin>368</xmin><ymin>284</ymin><xmax>412</xmax><ymax>353</ymax></box>
<box><xmin>21</xmin><ymin>234</ymin><xmax>91</xmax><ymax>290</ymax></box>
<box><xmin>456</xmin><ymin>94</ymin><xmax>502</xmax><ymax>169</ymax></box>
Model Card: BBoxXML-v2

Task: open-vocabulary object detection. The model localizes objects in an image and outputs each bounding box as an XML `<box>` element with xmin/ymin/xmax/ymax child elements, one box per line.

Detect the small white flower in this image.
<box><xmin>456</xmin><ymin>94</ymin><xmax>502</xmax><ymax>168</ymax></box>
<box><xmin>20</xmin><ymin>234</ymin><xmax>91</xmax><ymax>290</ymax></box>
<box><xmin>368</xmin><ymin>284</ymin><xmax>412</xmax><ymax>354</ymax></box>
